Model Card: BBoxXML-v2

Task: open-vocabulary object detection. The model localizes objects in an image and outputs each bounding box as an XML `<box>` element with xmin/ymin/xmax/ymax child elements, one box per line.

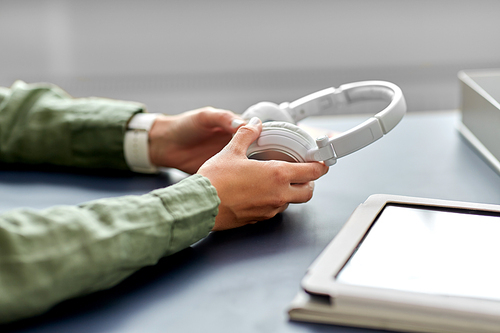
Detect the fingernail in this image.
<box><xmin>248</xmin><ymin>117</ymin><xmax>260</xmax><ymax>126</ymax></box>
<box><xmin>231</xmin><ymin>119</ymin><xmax>245</xmax><ymax>128</ymax></box>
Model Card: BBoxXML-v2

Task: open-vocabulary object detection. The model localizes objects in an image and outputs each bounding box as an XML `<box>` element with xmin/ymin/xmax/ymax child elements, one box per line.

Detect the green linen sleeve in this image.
<box><xmin>0</xmin><ymin>174</ymin><xmax>219</xmax><ymax>324</ymax></box>
<box><xmin>0</xmin><ymin>81</ymin><xmax>145</xmax><ymax>170</ymax></box>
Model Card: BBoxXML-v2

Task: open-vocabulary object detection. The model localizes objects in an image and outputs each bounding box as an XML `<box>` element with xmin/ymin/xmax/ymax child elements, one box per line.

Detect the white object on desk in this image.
<box><xmin>458</xmin><ymin>69</ymin><xmax>500</xmax><ymax>175</ymax></box>
<box><xmin>289</xmin><ymin>194</ymin><xmax>500</xmax><ymax>333</ymax></box>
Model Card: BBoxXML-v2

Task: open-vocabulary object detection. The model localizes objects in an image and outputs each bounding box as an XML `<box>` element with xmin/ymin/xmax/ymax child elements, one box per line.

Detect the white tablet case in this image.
<box><xmin>289</xmin><ymin>194</ymin><xmax>500</xmax><ymax>333</ymax></box>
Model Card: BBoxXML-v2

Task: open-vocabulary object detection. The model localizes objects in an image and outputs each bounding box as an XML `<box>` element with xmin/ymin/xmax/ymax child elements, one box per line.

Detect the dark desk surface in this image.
<box><xmin>3</xmin><ymin>110</ymin><xmax>500</xmax><ymax>333</ymax></box>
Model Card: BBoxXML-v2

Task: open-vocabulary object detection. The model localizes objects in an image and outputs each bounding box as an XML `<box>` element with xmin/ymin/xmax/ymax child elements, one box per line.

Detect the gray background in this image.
<box><xmin>1</xmin><ymin>0</ymin><xmax>500</xmax><ymax>114</ymax></box>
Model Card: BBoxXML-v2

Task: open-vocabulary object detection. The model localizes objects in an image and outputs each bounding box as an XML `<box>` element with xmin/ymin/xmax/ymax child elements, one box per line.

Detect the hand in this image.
<box><xmin>148</xmin><ymin>107</ymin><xmax>244</xmax><ymax>174</ymax></box>
<box><xmin>197</xmin><ymin>118</ymin><xmax>329</xmax><ymax>231</ymax></box>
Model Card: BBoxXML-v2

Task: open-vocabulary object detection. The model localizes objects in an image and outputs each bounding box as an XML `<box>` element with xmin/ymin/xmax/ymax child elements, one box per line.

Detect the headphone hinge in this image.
<box><xmin>307</xmin><ymin>135</ymin><xmax>337</xmax><ymax>166</ymax></box>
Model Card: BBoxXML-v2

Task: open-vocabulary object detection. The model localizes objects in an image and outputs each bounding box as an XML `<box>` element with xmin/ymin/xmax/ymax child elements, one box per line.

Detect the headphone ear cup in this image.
<box><xmin>247</xmin><ymin>122</ymin><xmax>316</xmax><ymax>162</ymax></box>
<box><xmin>242</xmin><ymin>102</ymin><xmax>295</xmax><ymax>123</ymax></box>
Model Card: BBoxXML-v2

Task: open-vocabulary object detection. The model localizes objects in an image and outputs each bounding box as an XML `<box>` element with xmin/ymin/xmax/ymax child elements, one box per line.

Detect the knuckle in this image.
<box><xmin>309</xmin><ymin>164</ymin><xmax>324</xmax><ymax>179</ymax></box>
<box><xmin>267</xmin><ymin>161</ymin><xmax>288</xmax><ymax>184</ymax></box>
<box><xmin>237</xmin><ymin>125</ymin><xmax>259</xmax><ymax>137</ymax></box>
<box><xmin>197</xmin><ymin>107</ymin><xmax>217</xmax><ymax>120</ymax></box>
<box><xmin>270</xmin><ymin>193</ymin><xmax>288</xmax><ymax>208</ymax></box>
<box><xmin>220</xmin><ymin>110</ymin><xmax>235</xmax><ymax>122</ymax></box>
<box><xmin>195</xmin><ymin>109</ymin><xmax>210</xmax><ymax>123</ymax></box>
<box><xmin>201</xmin><ymin>106</ymin><xmax>216</xmax><ymax>112</ymax></box>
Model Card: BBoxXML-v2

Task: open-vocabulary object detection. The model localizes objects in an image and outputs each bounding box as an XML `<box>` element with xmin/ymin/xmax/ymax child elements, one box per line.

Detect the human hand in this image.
<box><xmin>148</xmin><ymin>107</ymin><xmax>244</xmax><ymax>174</ymax></box>
<box><xmin>197</xmin><ymin>117</ymin><xmax>329</xmax><ymax>231</ymax></box>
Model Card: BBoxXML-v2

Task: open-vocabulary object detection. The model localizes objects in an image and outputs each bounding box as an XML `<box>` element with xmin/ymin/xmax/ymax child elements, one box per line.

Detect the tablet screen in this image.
<box><xmin>336</xmin><ymin>204</ymin><xmax>500</xmax><ymax>301</ymax></box>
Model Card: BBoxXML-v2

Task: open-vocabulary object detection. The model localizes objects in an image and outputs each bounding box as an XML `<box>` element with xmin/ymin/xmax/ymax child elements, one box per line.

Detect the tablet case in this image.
<box><xmin>289</xmin><ymin>194</ymin><xmax>500</xmax><ymax>333</ymax></box>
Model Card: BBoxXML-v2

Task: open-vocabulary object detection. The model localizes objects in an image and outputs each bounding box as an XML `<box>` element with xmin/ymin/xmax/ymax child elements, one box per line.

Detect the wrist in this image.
<box><xmin>148</xmin><ymin>114</ymin><xmax>174</xmax><ymax>167</ymax></box>
<box><xmin>124</xmin><ymin>113</ymin><xmax>160</xmax><ymax>173</ymax></box>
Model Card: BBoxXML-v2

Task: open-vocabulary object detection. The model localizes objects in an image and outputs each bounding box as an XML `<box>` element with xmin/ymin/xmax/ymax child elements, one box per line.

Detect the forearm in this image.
<box><xmin>0</xmin><ymin>174</ymin><xmax>218</xmax><ymax>324</ymax></box>
<box><xmin>0</xmin><ymin>81</ymin><xmax>145</xmax><ymax>170</ymax></box>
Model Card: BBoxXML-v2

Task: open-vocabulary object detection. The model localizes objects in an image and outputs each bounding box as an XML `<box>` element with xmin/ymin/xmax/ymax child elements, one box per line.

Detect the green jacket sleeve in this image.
<box><xmin>0</xmin><ymin>174</ymin><xmax>219</xmax><ymax>324</ymax></box>
<box><xmin>0</xmin><ymin>81</ymin><xmax>221</xmax><ymax>323</ymax></box>
<box><xmin>0</xmin><ymin>80</ymin><xmax>145</xmax><ymax>170</ymax></box>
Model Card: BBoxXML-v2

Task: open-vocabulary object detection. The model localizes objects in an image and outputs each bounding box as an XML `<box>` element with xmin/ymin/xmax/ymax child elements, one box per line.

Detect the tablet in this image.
<box><xmin>289</xmin><ymin>194</ymin><xmax>500</xmax><ymax>333</ymax></box>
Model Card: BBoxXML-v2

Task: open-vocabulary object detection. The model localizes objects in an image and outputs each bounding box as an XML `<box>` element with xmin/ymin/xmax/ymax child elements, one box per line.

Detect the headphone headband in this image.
<box><xmin>283</xmin><ymin>81</ymin><xmax>405</xmax><ymax>133</ymax></box>
<box><xmin>244</xmin><ymin>81</ymin><xmax>406</xmax><ymax>166</ymax></box>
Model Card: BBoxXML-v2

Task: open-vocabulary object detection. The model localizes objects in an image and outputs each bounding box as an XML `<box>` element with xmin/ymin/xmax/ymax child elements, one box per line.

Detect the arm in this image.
<box><xmin>0</xmin><ymin>82</ymin><xmax>233</xmax><ymax>323</ymax></box>
<box><xmin>0</xmin><ymin>80</ymin><xmax>144</xmax><ymax>170</ymax></box>
<box><xmin>0</xmin><ymin>82</ymin><xmax>328</xmax><ymax>324</ymax></box>
<box><xmin>0</xmin><ymin>174</ymin><xmax>218</xmax><ymax>324</ymax></box>
<box><xmin>0</xmin><ymin>81</ymin><xmax>244</xmax><ymax>174</ymax></box>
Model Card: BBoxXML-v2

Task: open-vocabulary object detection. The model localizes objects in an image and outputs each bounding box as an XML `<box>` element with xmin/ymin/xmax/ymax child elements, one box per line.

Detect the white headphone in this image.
<box><xmin>242</xmin><ymin>81</ymin><xmax>406</xmax><ymax>166</ymax></box>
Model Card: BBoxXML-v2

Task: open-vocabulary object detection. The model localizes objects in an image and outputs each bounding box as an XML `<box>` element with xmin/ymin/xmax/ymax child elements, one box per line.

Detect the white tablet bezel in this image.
<box><xmin>299</xmin><ymin>194</ymin><xmax>500</xmax><ymax>332</ymax></box>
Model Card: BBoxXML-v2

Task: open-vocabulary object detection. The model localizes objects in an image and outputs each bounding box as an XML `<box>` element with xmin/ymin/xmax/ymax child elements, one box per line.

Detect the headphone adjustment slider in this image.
<box><xmin>332</xmin><ymin>87</ymin><xmax>349</xmax><ymax>106</ymax></box>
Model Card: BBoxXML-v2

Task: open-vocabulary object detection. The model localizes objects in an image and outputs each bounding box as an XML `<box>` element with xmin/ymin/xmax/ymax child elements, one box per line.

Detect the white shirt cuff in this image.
<box><xmin>124</xmin><ymin>113</ymin><xmax>160</xmax><ymax>173</ymax></box>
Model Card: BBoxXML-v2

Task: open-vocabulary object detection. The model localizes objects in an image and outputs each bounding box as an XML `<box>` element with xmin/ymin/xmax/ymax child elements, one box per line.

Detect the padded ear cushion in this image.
<box><xmin>261</xmin><ymin>122</ymin><xmax>316</xmax><ymax>147</ymax></box>
<box><xmin>242</xmin><ymin>102</ymin><xmax>295</xmax><ymax>123</ymax></box>
<box><xmin>246</xmin><ymin>121</ymin><xmax>317</xmax><ymax>162</ymax></box>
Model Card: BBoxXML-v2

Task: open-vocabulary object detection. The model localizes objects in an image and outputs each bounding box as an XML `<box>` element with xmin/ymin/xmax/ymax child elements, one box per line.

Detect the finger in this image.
<box><xmin>277</xmin><ymin>161</ymin><xmax>329</xmax><ymax>184</ymax></box>
<box><xmin>224</xmin><ymin>117</ymin><xmax>262</xmax><ymax>156</ymax></box>
<box><xmin>287</xmin><ymin>181</ymin><xmax>316</xmax><ymax>204</ymax></box>
<box><xmin>199</xmin><ymin>108</ymin><xmax>243</xmax><ymax>134</ymax></box>
<box><xmin>213</xmin><ymin>111</ymin><xmax>245</xmax><ymax>133</ymax></box>
<box><xmin>230</xmin><ymin>118</ymin><xmax>246</xmax><ymax>129</ymax></box>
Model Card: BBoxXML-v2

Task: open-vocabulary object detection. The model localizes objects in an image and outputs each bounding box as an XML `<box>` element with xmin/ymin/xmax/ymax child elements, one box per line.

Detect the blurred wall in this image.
<box><xmin>1</xmin><ymin>0</ymin><xmax>500</xmax><ymax>113</ymax></box>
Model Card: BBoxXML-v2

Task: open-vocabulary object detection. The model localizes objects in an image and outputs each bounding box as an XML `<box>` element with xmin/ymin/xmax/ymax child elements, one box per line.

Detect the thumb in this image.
<box><xmin>225</xmin><ymin>117</ymin><xmax>262</xmax><ymax>156</ymax></box>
